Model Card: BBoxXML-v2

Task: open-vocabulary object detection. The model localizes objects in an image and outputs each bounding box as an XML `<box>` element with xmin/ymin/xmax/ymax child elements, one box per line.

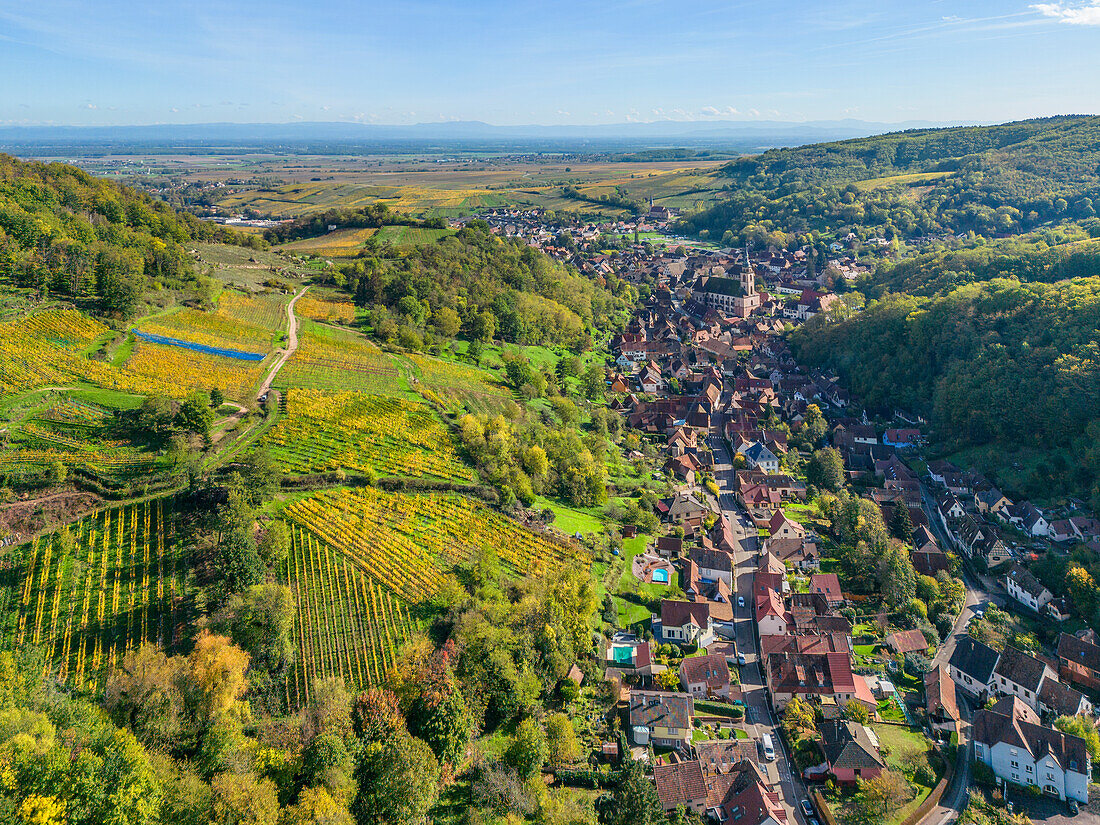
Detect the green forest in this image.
<box><xmin>0</xmin><ymin>154</ymin><xmax>258</xmax><ymax>317</ymax></box>
<box><xmin>334</xmin><ymin>222</ymin><xmax>636</xmax><ymax>350</ymax></box>
<box><xmin>677</xmin><ymin>115</ymin><xmax>1100</xmax><ymax>247</ymax></box>
<box><xmin>790</xmin><ymin>278</ymin><xmax>1100</xmax><ymax>506</ymax></box>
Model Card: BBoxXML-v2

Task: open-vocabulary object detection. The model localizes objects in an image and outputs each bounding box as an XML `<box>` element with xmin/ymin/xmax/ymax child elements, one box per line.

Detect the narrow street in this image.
<box><xmin>709</xmin><ymin>419</ymin><xmax>812</xmax><ymax>825</ymax></box>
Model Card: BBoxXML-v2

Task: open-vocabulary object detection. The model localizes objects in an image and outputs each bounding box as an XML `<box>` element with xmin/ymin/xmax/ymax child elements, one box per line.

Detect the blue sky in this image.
<box><xmin>0</xmin><ymin>0</ymin><xmax>1097</xmax><ymax>126</ymax></box>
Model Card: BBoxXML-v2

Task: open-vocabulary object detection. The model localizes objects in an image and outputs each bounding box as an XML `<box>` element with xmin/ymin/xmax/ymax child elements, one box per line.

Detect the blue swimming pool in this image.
<box><xmin>132</xmin><ymin>330</ymin><xmax>267</xmax><ymax>361</ymax></box>
<box><xmin>652</xmin><ymin>568</ymin><xmax>669</xmax><ymax>583</ymax></box>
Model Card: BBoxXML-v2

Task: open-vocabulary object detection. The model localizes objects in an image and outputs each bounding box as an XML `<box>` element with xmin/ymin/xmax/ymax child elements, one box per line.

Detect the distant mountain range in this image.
<box><xmin>0</xmin><ymin>118</ymin><xmax>982</xmax><ymax>154</ymax></box>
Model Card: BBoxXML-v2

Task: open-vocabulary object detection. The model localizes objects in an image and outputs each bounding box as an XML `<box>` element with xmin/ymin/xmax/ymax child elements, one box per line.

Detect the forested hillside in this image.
<box><xmin>337</xmin><ymin>222</ymin><xmax>635</xmax><ymax>349</ymax></box>
<box><xmin>0</xmin><ymin>154</ymin><xmax>258</xmax><ymax>317</ymax></box>
<box><xmin>790</xmin><ymin>278</ymin><xmax>1100</xmax><ymax>505</ymax></box>
<box><xmin>678</xmin><ymin>115</ymin><xmax>1100</xmax><ymax>247</ymax></box>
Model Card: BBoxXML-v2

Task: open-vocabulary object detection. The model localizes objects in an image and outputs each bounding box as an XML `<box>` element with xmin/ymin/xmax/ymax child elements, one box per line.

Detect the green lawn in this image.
<box><xmin>877</xmin><ymin>698</ymin><xmax>905</xmax><ymax>723</ymax></box>
<box><xmin>534</xmin><ymin>496</ymin><xmax>605</xmax><ymax>535</ymax></box>
<box><xmin>854</xmin><ymin>644</ymin><xmax>878</xmax><ymax>656</ymax></box>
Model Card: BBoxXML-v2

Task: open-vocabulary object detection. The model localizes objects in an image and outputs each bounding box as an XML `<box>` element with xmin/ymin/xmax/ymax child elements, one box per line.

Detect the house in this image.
<box><xmin>743</xmin><ymin>442</ymin><xmax>780</xmax><ymax>474</ymax></box>
<box><xmin>680</xmin><ymin>652</ymin><xmax>732</xmax><ymax>699</ymax></box>
<box><xmin>990</xmin><ymin>646</ymin><xmax>1058</xmax><ymax>710</ymax></box>
<box><xmin>1008</xmin><ymin>502</ymin><xmax>1049</xmax><ymax>537</ymax></box>
<box><xmin>1047</xmin><ymin>519</ymin><xmax>1077</xmax><ymax>543</ymax></box>
<box><xmin>938</xmin><ymin>493</ymin><xmax>966</xmax><ymax>521</ymax></box>
<box><xmin>1057</xmin><ymin>632</ymin><xmax>1100</xmax><ymax>692</ymax></box>
<box><xmin>653</xmin><ymin>759</ymin><xmax>708</xmax><ymax>813</ymax></box>
<box><xmin>912</xmin><ymin>545</ymin><xmax>951</xmax><ymax>577</ymax></box>
<box><xmin>948</xmin><ymin>636</ymin><xmax>1000</xmax><ymax>699</ymax></box>
<box><xmin>925</xmin><ymin>665</ymin><xmax>960</xmax><ymax>736</ymax></box>
<box><xmin>606</xmin><ymin>637</ymin><xmax>657</xmax><ymax>675</ymax></box>
<box><xmin>666</xmin><ymin>493</ymin><xmax>716</xmax><ymax>527</ymax></box>
<box><xmin>767</xmin><ymin>651</ymin><xmax>857</xmax><ymax>709</ymax></box>
<box><xmin>976</xmin><ymin>488</ymin><xmax>1012</xmax><ymax>515</ymax></box>
<box><xmin>767</xmin><ymin>537</ymin><xmax>819</xmax><ymax>571</ymax></box>
<box><xmin>689</xmin><ymin>545</ymin><xmax>735</xmax><ymax>587</ymax></box>
<box><xmin>702</xmin><ymin>761</ymin><xmax>788</xmax><ymax>825</ymax></box>
<box><xmin>1005</xmin><ymin>564</ymin><xmax>1053</xmax><ymax>613</ymax></box>
<box><xmin>883</xmin><ymin>429</ymin><xmax>922</xmax><ymax>449</ymax></box>
<box><xmin>809</xmin><ymin>573</ymin><xmax>844</xmax><ymax>607</ymax></box>
<box><xmin>1046</xmin><ymin>598</ymin><xmax>1072</xmax><ymax>623</ymax></box>
<box><xmin>768</xmin><ymin>511</ymin><xmax>805</xmax><ymax>541</ymax></box>
<box><xmin>754</xmin><ymin>587</ymin><xmax>790</xmax><ymax>637</ymax></box>
<box><xmin>661</xmin><ymin>600</ymin><xmax>716</xmax><ymax>647</ymax></box>
<box><xmin>820</xmin><ymin>720</ymin><xmax>886</xmax><ymax>785</ymax></box>
<box><xmin>885</xmin><ymin>629</ymin><xmax>930</xmax><ymax>656</ymax></box>
<box><xmin>629</xmin><ymin>691</ymin><xmax>694</xmax><ymax>749</ymax></box>
<box><xmin>696</xmin><ymin>739</ymin><xmax>760</xmax><ymax>773</ymax></box>
<box><xmin>656</xmin><ymin>535</ymin><xmax>684</xmax><ymax>557</ymax></box>
<box><xmin>972</xmin><ymin>698</ymin><xmax>1090</xmax><ymax>802</ymax></box>
<box><xmin>1037</xmin><ymin>678</ymin><xmax>1092</xmax><ymax>718</ymax></box>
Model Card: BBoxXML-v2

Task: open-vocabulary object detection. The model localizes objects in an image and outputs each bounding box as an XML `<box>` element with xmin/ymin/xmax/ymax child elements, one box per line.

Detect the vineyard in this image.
<box><xmin>294</xmin><ymin>296</ymin><xmax>358</xmax><ymax>324</ymax></box>
<box><xmin>122</xmin><ymin>338</ymin><xmax>269</xmax><ymax>401</ymax></box>
<box><xmin>263</xmin><ymin>389</ymin><xmax>474</xmax><ymax>481</ymax></box>
<box><xmin>282</xmin><ymin>487</ymin><xmax>582</xmax><ymax>604</ymax></box>
<box><xmin>0</xmin><ymin>499</ymin><xmax>193</xmax><ymax>692</ymax></box>
<box><xmin>275</xmin><ymin>322</ymin><xmax>408</xmax><ymax>395</ymax></box>
<box><xmin>403</xmin><ymin>352</ymin><xmax>514</xmax><ymax>414</ymax></box>
<box><xmin>0</xmin><ymin>309</ymin><xmax>109</xmax><ymax>398</ymax></box>
<box><xmin>284</xmin><ymin>525</ymin><xmax>416</xmax><ymax>704</ymax></box>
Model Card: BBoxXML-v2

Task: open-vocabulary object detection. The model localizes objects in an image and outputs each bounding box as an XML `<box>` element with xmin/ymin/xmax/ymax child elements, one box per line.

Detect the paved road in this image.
<box><xmin>708</xmin><ymin>420</ymin><xmax>811</xmax><ymax>825</ymax></box>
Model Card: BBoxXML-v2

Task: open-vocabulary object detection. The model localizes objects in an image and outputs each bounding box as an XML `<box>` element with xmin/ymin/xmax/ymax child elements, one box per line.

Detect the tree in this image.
<box><xmin>1055</xmin><ymin>714</ymin><xmax>1100</xmax><ymax>760</ymax></box>
<box><xmin>807</xmin><ymin>447</ymin><xmax>845</xmax><ymax>493</ymax></box>
<box><xmin>257</xmin><ymin>520</ymin><xmax>289</xmax><ymax>569</ymax></box>
<box><xmin>799</xmin><ymin>404</ymin><xmax>828</xmax><ymax>449</ymax></box>
<box><xmin>655</xmin><ymin>668</ymin><xmax>681</xmax><ymax>690</ymax></box>
<box><xmin>858</xmin><ymin>770</ymin><xmax>910</xmax><ymax>816</ymax></box>
<box><xmin>890</xmin><ymin>505</ymin><xmax>913</xmax><ymax>542</ymax></box>
<box><xmin>1066</xmin><ymin>565</ymin><xmax>1097</xmax><ymax>616</ymax></box>
<box><xmin>188</xmin><ymin>631</ymin><xmax>250</xmax><ymax>724</ymax></box>
<box><xmin>284</xmin><ymin>787</ymin><xmax>353</xmax><ymax>825</ymax></box>
<box><xmin>782</xmin><ymin>695</ymin><xmax>816</xmax><ymax>736</ymax></box>
<box><xmin>471</xmin><ymin>311</ymin><xmax>496</xmax><ymax>343</ymax></box>
<box><xmin>104</xmin><ymin>643</ymin><xmax>189</xmax><ymax>748</ymax></box>
<box><xmin>390</xmin><ymin>640</ymin><xmax>471</xmax><ymax>767</ymax></box>
<box><xmin>352</xmin><ymin>732</ymin><xmax>440</xmax><ymax>825</ymax></box>
<box><xmin>46</xmin><ymin>460</ymin><xmax>67</xmax><ymax>485</ymax></box>
<box><xmin>545</xmin><ymin>712</ymin><xmax>580</xmax><ymax>769</ymax></box>
<box><xmin>211</xmin><ymin>772</ymin><xmax>279</xmax><ymax>825</ymax></box>
<box><xmin>214</xmin><ymin>490</ymin><xmax>264</xmax><ymax>596</ymax></box>
<box><xmin>210</xmin><ymin>388</ymin><xmax>225</xmax><ymax>408</ymax></box>
<box><xmin>431</xmin><ymin>306</ymin><xmax>461</xmax><ymax>338</ymax></box>
<box><xmin>212</xmin><ymin>583</ymin><xmax>296</xmax><ymax>671</ymax></box>
<box><xmin>582</xmin><ymin>364</ymin><xmax>606</xmax><ymax>400</ymax></box>
<box><xmin>504</xmin><ymin>717</ymin><xmax>548</xmax><ymax>779</ymax></box>
<box><xmin>176</xmin><ymin>391</ymin><xmax>215</xmax><ymax>438</ymax></box>
<box><xmin>878</xmin><ymin>546</ymin><xmax>917</xmax><ymax>608</ymax></box>
<box><xmin>843</xmin><ymin>700</ymin><xmax>870</xmax><ymax>724</ymax></box>
<box><xmin>596</xmin><ymin>759</ymin><xmax>664</xmax><ymax>825</ymax></box>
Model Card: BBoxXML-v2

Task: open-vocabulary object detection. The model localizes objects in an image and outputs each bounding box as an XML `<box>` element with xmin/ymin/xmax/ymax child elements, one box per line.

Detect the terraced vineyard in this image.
<box><xmin>282</xmin><ymin>487</ymin><xmax>582</xmax><ymax>604</ymax></box>
<box><xmin>0</xmin><ymin>309</ymin><xmax>110</xmax><ymax>397</ymax></box>
<box><xmin>275</xmin><ymin>322</ymin><xmax>407</xmax><ymax>394</ymax></box>
<box><xmin>284</xmin><ymin>525</ymin><xmax>416</xmax><ymax>705</ymax></box>
<box><xmin>263</xmin><ymin>389</ymin><xmax>474</xmax><ymax>481</ymax></box>
<box><xmin>405</xmin><ymin>353</ymin><xmax>514</xmax><ymax>414</ymax></box>
<box><xmin>0</xmin><ymin>499</ymin><xmax>192</xmax><ymax>692</ymax></box>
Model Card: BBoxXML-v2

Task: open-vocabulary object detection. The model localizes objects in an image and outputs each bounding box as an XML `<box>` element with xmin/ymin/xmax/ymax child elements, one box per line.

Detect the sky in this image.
<box><xmin>0</xmin><ymin>0</ymin><xmax>1097</xmax><ymax>127</ymax></box>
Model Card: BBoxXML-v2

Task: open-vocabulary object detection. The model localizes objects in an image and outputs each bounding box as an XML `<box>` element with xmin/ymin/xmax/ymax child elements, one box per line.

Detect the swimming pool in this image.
<box><xmin>652</xmin><ymin>568</ymin><xmax>669</xmax><ymax>583</ymax></box>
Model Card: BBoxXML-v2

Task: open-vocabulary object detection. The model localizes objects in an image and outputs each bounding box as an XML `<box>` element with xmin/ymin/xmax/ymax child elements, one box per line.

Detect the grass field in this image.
<box><xmin>263</xmin><ymin>389</ymin><xmax>474</xmax><ymax>481</ymax></box>
<box><xmin>282</xmin><ymin>487</ymin><xmax>585</xmax><ymax>605</ymax></box>
<box><xmin>275</xmin><ymin>322</ymin><xmax>409</xmax><ymax>395</ymax></box>
<box><xmin>0</xmin><ymin>498</ymin><xmax>194</xmax><ymax>692</ymax></box>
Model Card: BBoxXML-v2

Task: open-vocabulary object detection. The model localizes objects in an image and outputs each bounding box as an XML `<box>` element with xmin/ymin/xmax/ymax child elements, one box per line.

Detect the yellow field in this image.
<box><xmin>295</xmin><ymin>296</ymin><xmax>358</xmax><ymax>324</ymax></box>
<box><xmin>278</xmin><ymin>227</ymin><xmax>378</xmax><ymax>254</ymax></box>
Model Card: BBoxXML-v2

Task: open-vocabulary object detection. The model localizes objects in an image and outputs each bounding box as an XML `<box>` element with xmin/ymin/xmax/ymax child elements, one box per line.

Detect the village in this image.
<box><xmin>477</xmin><ymin>204</ymin><xmax>1100</xmax><ymax>825</ymax></box>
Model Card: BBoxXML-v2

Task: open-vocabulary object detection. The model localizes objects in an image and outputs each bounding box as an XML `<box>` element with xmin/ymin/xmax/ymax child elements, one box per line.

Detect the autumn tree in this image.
<box><xmin>859</xmin><ymin>770</ymin><xmax>910</xmax><ymax>816</ymax></box>
<box><xmin>189</xmin><ymin>631</ymin><xmax>250</xmax><ymax>724</ymax></box>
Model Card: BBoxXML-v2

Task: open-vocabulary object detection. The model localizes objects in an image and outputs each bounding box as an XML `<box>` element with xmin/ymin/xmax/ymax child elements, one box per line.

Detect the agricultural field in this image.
<box><xmin>0</xmin><ymin>499</ymin><xmax>194</xmax><ymax>693</ymax></box>
<box><xmin>192</xmin><ymin>242</ymin><xmax>313</xmax><ymax>290</ymax></box>
<box><xmin>282</xmin><ymin>487</ymin><xmax>584</xmax><ymax>604</ymax></box>
<box><xmin>121</xmin><ymin>337</ymin><xmax>270</xmax><ymax>402</ymax></box>
<box><xmin>0</xmin><ymin>309</ymin><xmax>112</xmax><ymax>398</ymax></box>
<box><xmin>284</xmin><ymin>524</ymin><xmax>417</xmax><ymax>704</ymax></box>
<box><xmin>402</xmin><ymin>352</ymin><xmax>514</xmax><ymax>414</ymax></box>
<box><xmin>0</xmin><ymin>395</ymin><xmax>165</xmax><ymax>482</ymax></box>
<box><xmin>277</xmin><ymin>227</ymin><xmax>379</xmax><ymax>256</ymax></box>
<box><xmin>294</xmin><ymin>295</ymin><xmax>358</xmax><ymax>324</ymax></box>
<box><xmin>275</xmin><ymin>322</ymin><xmax>408</xmax><ymax>395</ymax></box>
<box><xmin>262</xmin><ymin>389</ymin><xmax>474</xmax><ymax>481</ymax></box>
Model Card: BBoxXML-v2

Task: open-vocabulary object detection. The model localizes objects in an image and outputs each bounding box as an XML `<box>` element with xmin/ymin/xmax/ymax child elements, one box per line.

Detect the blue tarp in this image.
<box><xmin>132</xmin><ymin>330</ymin><xmax>266</xmax><ymax>361</ymax></box>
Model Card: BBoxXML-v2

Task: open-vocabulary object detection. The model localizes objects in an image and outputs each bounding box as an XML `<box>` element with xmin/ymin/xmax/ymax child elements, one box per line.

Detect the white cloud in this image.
<box><xmin>1031</xmin><ymin>1</ymin><xmax>1100</xmax><ymax>24</ymax></box>
<box><xmin>700</xmin><ymin>105</ymin><xmax>740</xmax><ymax>117</ymax></box>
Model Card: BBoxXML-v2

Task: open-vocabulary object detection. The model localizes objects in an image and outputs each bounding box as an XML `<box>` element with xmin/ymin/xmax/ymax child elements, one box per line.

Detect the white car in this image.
<box><xmin>737</xmin><ymin>595</ymin><xmax>746</xmax><ymax>608</ymax></box>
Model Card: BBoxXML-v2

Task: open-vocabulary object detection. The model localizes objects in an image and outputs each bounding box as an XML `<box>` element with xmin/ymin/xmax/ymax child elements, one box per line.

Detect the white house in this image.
<box><xmin>660</xmin><ymin>600</ymin><xmax>715</xmax><ymax>647</ymax></box>
<box><xmin>948</xmin><ymin>636</ymin><xmax>1000</xmax><ymax>700</ymax></box>
<box><xmin>754</xmin><ymin>587</ymin><xmax>789</xmax><ymax>637</ymax></box>
<box><xmin>972</xmin><ymin>698</ymin><xmax>1090</xmax><ymax>803</ymax></box>
<box><xmin>1005</xmin><ymin>565</ymin><xmax>1053</xmax><ymax>613</ymax></box>
<box><xmin>990</xmin><ymin>646</ymin><xmax>1059</xmax><ymax>711</ymax></box>
<box><xmin>743</xmin><ymin>442</ymin><xmax>780</xmax><ymax>474</ymax></box>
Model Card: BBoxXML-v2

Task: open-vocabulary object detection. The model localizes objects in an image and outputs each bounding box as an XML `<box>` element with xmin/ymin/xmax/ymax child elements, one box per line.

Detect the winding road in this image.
<box><xmin>256</xmin><ymin>285</ymin><xmax>309</xmax><ymax>402</ymax></box>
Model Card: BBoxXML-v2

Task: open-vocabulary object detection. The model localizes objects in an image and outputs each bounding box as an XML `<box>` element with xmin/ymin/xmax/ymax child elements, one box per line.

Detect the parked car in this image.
<box><xmin>761</xmin><ymin>734</ymin><xmax>775</xmax><ymax>761</ymax></box>
<box><xmin>800</xmin><ymin>800</ymin><xmax>815</xmax><ymax>819</ymax></box>
<box><xmin>737</xmin><ymin>595</ymin><xmax>746</xmax><ymax>608</ymax></box>
<box><xmin>737</xmin><ymin>652</ymin><xmax>747</xmax><ymax>666</ymax></box>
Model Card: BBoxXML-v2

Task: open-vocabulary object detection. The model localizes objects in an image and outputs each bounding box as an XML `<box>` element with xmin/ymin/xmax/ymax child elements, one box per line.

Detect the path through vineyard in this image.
<box><xmin>256</xmin><ymin>285</ymin><xmax>309</xmax><ymax>402</ymax></box>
